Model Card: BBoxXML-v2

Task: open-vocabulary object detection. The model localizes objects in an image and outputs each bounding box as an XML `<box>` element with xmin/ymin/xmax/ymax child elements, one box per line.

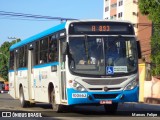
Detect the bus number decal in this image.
<box><xmin>72</xmin><ymin>93</ymin><xmax>87</xmax><ymax>98</ymax></box>
<box><xmin>91</xmin><ymin>25</ymin><xmax>110</xmax><ymax>32</ymax></box>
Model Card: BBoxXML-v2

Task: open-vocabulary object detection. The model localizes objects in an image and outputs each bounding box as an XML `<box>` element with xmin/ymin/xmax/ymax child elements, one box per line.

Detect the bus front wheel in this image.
<box><xmin>51</xmin><ymin>89</ymin><xmax>64</xmax><ymax>112</ymax></box>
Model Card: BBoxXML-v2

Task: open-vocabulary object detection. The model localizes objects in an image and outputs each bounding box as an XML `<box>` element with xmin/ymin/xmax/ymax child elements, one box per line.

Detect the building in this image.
<box><xmin>103</xmin><ymin>0</ymin><xmax>152</xmax><ymax>63</ymax></box>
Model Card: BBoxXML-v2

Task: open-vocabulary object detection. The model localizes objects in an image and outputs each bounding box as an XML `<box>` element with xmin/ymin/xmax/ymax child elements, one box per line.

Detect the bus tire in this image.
<box><xmin>104</xmin><ymin>103</ymin><xmax>118</xmax><ymax>114</ymax></box>
<box><xmin>51</xmin><ymin>89</ymin><xmax>64</xmax><ymax>112</ymax></box>
<box><xmin>19</xmin><ymin>87</ymin><xmax>29</xmax><ymax>108</ymax></box>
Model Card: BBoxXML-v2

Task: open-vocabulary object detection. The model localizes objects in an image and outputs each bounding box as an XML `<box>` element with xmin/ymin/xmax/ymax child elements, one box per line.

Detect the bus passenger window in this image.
<box><xmin>48</xmin><ymin>37</ymin><xmax>58</xmax><ymax>62</ymax></box>
<box><xmin>40</xmin><ymin>38</ymin><xmax>48</xmax><ymax>63</ymax></box>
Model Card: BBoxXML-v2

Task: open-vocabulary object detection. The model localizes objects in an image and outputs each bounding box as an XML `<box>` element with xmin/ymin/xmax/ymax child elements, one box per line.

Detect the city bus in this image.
<box><xmin>9</xmin><ymin>20</ymin><xmax>141</xmax><ymax>113</ymax></box>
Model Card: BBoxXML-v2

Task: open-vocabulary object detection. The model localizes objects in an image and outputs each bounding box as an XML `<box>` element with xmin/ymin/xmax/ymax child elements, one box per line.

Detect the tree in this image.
<box><xmin>139</xmin><ymin>0</ymin><xmax>160</xmax><ymax>76</ymax></box>
<box><xmin>139</xmin><ymin>0</ymin><xmax>160</xmax><ymax>23</ymax></box>
<box><xmin>0</xmin><ymin>41</ymin><xmax>10</xmax><ymax>81</ymax></box>
<box><xmin>0</xmin><ymin>39</ymin><xmax>21</xmax><ymax>81</ymax></box>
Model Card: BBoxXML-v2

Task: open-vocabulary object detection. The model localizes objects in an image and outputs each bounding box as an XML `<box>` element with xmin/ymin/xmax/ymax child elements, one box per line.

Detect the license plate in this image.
<box><xmin>100</xmin><ymin>100</ymin><xmax>112</xmax><ymax>104</ymax></box>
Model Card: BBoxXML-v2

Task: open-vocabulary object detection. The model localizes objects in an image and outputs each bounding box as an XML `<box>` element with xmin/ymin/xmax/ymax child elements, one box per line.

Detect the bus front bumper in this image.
<box><xmin>67</xmin><ymin>87</ymin><xmax>139</xmax><ymax>105</ymax></box>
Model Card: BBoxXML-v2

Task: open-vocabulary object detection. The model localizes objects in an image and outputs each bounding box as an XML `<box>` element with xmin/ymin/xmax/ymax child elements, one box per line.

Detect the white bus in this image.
<box><xmin>9</xmin><ymin>20</ymin><xmax>141</xmax><ymax>113</ymax></box>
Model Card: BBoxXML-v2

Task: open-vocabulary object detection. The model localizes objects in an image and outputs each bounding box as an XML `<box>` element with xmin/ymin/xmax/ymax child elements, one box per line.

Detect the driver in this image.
<box><xmin>106</xmin><ymin>41</ymin><xmax>118</xmax><ymax>66</ymax></box>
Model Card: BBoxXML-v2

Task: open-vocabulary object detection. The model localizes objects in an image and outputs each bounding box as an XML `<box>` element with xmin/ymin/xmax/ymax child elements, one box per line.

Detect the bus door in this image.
<box><xmin>58</xmin><ymin>38</ymin><xmax>67</xmax><ymax>102</ymax></box>
<box><xmin>27</xmin><ymin>44</ymin><xmax>35</xmax><ymax>100</ymax></box>
<box><xmin>13</xmin><ymin>50</ymin><xmax>19</xmax><ymax>98</ymax></box>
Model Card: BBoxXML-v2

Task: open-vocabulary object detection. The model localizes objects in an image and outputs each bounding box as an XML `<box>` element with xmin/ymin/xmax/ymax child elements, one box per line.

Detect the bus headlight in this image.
<box><xmin>70</xmin><ymin>80</ymin><xmax>87</xmax><ymax>92</ymax></box>
<box><xmin>124</xmin><ymin>80</ymin><xmax>138</xmax><ymax>90</ymax></box>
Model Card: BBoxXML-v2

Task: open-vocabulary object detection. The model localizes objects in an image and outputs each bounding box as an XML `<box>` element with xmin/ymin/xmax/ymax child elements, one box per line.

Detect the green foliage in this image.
<box><xmin>139</xmin><ymin>0</ymin><xmax>151</xmax><ymax>15</ymax></box>
<box><xmin>139</xmin><ymin>0</ymin><xmax>160</xmax><ymax>76</ymax></box>
<box><xmin>0</xmin><ymin>41</ymin><xmax>10</xmax><ymax>81</ymax></box>
<box><xmin>151</xmin><ymin>27</ymin><xmax>160</xmax><ymax>76</ymax></box>
<box><xmin>0</xmin><ymin>39</ymin><xmax>21</xmax><ymax>81</ymax></box>
<box><xmin>139</xmin><ymin>0</ymin><xmax>160</xmax><ymax>23</ymax></box>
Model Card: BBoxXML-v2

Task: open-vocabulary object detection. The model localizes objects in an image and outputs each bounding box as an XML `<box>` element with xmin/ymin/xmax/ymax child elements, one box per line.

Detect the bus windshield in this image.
<box><xmin>68</xmin><ymin>36</ymin><xmax>138</xmax><ymax>76</ymax></box>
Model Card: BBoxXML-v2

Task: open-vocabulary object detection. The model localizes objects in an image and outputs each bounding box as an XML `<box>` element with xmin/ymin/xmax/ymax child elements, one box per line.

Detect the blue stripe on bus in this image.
<box><xmin>8</xmin><ymin>62</ymin><xmax>59</xmax><ymax>72</ymax></box>
<box><xmin>10</xmin><ymin>22</ymin><xmax>66</xmax><ymax>51</ymax></box>
<box><xmin>67</xmin><ymin>87</ymin><xmax>139</xmax><ymax>105</ymax></box>
<box><xmin>9</xmin><ymin>70</ymin><xmax>14</xmax><ymax>72</ymax></box>
<box><xmin>33</xmin><ymin>62</ymin><xmax>59</xmax><ymax>68</ymax></box>
<box><xmin>18</xmin><ymin>67</ymin><xmax>28</xmax><ymax>71</ymax></box>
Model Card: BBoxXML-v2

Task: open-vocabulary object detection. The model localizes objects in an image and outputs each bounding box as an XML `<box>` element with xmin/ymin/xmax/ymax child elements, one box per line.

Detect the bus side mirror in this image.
<box><xmin>136</xmin><ymin>41</ymin><xmax>142</xmax><ymax>59</ymax></box>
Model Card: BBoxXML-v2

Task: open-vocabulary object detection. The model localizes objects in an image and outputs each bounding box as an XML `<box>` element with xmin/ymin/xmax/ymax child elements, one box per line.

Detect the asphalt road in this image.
<box><xmin>0</xmin><ymin>93</ymin><xmax>159</xmax><ymax>120</ymax></box>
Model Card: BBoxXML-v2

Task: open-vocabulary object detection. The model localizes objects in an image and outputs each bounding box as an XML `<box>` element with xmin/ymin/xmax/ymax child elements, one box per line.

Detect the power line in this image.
<box><xmin>0</xmin><ymin>16</ymin><xmax>54</xmax><ymax>21</ymax></box>
<box><xmin>142</xmin><ymin>49</ymin><xmax>151</xmax><ymax>53</ymax></box>
<box><xmin>137</xmin><ymin>23</ymin><xmax>152</xmax><ymax>26</ymax></box>
<box><xmin>142</xmin><ymin>53</ymin><xmax>151</xmax><ymax>56</ymax></box>
<box><xmin>138</xmin><ymin>37</ymin><xmax>151</xmax><ymax>41</ymax></box>
<box><xmin>0</xmin><ymin>10</ymin><xmax>77</xmax><ymax>21</ymax></box>
<box><xmin>0</xmin><ymin>10</ymin><xmax>61</xmax><ymax>19</ymax></box>
<box><xmin>135</xmin><ymin>26</ymin><xmax>151</xmax><ymax>33</ymax></box>
<box><xmin>141</xmin><ymin>44</ymin><xmax>151</xmax><ymax>47</ymax></box>
<box><xmin>140</xmin><ymin>40</ymin><xmax>151</xmax><ymax>43</ymax></box>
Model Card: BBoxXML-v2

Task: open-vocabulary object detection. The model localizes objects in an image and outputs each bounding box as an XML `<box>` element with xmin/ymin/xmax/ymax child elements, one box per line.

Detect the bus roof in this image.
<box><xmin>9</xmin><ymin>20</ymin><xmax>134</xmax><ymax>51</ymax></box>
<box><xmin>10</xmin><ymin>22</ymin><xmax>66</xmax><ymax>51</ymax></box>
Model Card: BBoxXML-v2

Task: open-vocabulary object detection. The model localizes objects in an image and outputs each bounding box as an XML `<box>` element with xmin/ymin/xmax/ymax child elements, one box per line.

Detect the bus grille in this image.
<box><xmin>83</xmin><ymin>78</ymin><xmax>126</xmax><ymax>85</ymax></box>
<box><xmin>93</xmin><ymin>94</ymin><xmax>118</xmax><ymax>99</ymax></box>
<box><xmin>89</xmin><ymin>87</ymin><xmax>121</xmax><ymax>91</ymax></box>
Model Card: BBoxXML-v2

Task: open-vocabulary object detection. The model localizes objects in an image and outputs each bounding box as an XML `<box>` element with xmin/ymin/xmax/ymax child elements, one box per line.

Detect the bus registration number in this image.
<box><xmin>100</xmin><ymin>100</ymin><xmax>112</xmax><ymax>104</ymax></box>
<box><xmin>72</xmin><ymin>93</ymin><xmax>87</xmax><ymax>98</ymax></box>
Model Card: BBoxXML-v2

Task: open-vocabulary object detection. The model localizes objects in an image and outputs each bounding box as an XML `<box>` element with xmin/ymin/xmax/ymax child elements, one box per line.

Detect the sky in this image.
<box><xmin>0</xmin><ymin>0</ymin><xmax>103</xmax><ymax>45</ymax></box>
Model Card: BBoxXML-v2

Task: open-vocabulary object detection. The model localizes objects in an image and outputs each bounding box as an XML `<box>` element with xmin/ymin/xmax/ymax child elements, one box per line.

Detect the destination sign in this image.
<box><xmin>69</xmin><ymin>22</ymin><xmax>134</xmax><ymax>35</ymax></box>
